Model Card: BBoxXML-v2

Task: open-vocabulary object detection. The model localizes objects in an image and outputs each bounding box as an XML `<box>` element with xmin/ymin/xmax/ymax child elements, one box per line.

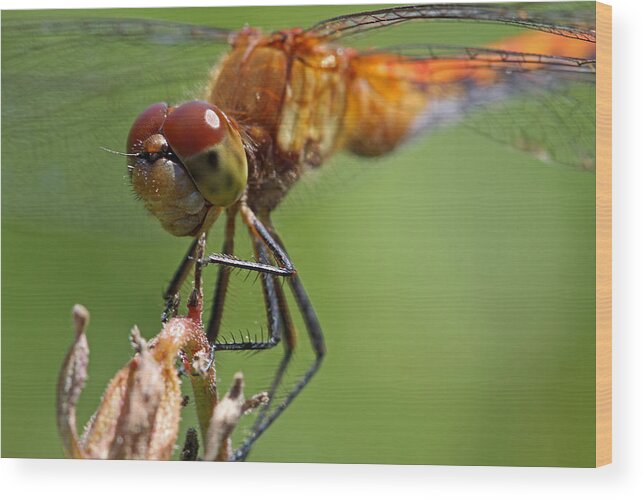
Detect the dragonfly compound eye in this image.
<box><xmin>127</xmin><ymin>102</ymin><xmax>210</xmax><ymax>237</ymax></box>
<box><xmin>163</xmin><ymin>100</ymin><xmax>248</xmax><ymax>208</ymax></box>
<box><xmin>126</xmin><ymin>102</ymin><xmax>168</xmax><ymax>156</ymax></box>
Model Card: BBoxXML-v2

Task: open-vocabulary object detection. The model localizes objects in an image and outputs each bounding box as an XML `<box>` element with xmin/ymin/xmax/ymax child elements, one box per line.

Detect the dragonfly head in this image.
<box><xmin>127</xmin><ymin>101</ymin><xmax>248</xmax><ymax>236</ymax></box>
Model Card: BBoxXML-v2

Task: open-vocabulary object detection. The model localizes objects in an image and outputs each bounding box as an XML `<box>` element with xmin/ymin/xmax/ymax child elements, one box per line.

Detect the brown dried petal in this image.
<box><xmin>146</xmin><ymin>362</ymin><xmax>182</xmax><ymax>459</ymax></box>
<box><xmin>108</xmin><ymin>331</ymin><xmax>165</xmax><ymax>460</ymax></box>
<box><xmin>81</xmin><ymin>368</ymin><xmax>129</xmax><ymax>458</ymax></box>
<box><xmin>56</xmin><ymin>305</ymin><xmax>90</xmax><ymax>459</ymax></box>
<box><xmin>204</xmin><ymin>373</ymin><xmax>245</xmax><ymax>461</ymax></box>
<box><xmin>82</xmin><ymin>325</ymin><xmax>184</xmax><ymax>460</ymax></box>
<box><xmin>203</xmin><ymin>372</ymin><xmax>271</xmax><ymax>461</ymax></box>
<box><xmin>203</xmin><ymin>374</ymin><xmax>270</xmax><ymax>461</ymax></box>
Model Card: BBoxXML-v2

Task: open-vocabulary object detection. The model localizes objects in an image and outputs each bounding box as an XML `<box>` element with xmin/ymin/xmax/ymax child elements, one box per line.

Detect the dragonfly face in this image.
<box><xmin>2</xmin><ymin>3</ymin><xmax>598</xmax><ymax>463</ymax></box>
<box><xmin>127</xmin><ymin>101</ymin><xmax>247</xmax><ymax>236</ymax></box>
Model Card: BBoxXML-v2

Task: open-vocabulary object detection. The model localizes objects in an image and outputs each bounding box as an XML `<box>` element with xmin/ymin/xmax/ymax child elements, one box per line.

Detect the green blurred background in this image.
<box><xmin>2</xmin><ymin>4</ymin><xmax>596</xmax><ymax>465</ymax></box>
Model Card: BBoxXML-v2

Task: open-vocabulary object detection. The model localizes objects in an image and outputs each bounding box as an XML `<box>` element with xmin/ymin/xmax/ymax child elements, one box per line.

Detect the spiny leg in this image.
<box><xmin>206</xmin><ymin>208</ymin><xmax>237</xmax><ymax>344</ymax></box>
<box><xmin>179</xmin><ymin>208</ymin><xmax>283</xmax><ymax>379</ymax></box>
<box><xmin>198</xmin><ymin>203</ymin><xmax>324</xmax><ymax>460</ymax></box>
<box><xmin>201</xmin><ymin>203</ymin><xmax>296</xmax><ymax>277</ymax></box>
<box><xmin>198</xmin><ymin>208</ymin><xmax>296</xmax><ymax>460</ymax></box>
<box><xmin>233</xmin><ymin>219</ymin><xmax>326</xmax><ymax>462</ymax></box>
<box><xmin>209</xmin><ymin>210</ymin><xmax>284</xmax><ymax>352</ymax></box>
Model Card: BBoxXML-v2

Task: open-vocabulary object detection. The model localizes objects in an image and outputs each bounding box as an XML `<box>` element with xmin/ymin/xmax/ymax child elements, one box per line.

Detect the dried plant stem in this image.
<box><xmin>182</xmin><ymin>233</ymin><xmax>220</xmax><ymax>440</ymax></box>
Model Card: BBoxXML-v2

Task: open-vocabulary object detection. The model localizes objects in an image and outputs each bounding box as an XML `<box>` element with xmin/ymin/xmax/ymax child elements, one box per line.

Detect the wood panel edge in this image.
<box><xmin>595</xmin><ymin>0</ymin><xmax>612</xmax><ymax>468</ymax></box>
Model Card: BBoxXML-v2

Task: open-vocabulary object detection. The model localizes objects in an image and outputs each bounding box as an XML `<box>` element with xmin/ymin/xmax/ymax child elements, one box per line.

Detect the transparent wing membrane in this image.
<box><xmin>306</xmin><ymin>2</ymin><xmax>596</xmax><ymax>42</ymax></box>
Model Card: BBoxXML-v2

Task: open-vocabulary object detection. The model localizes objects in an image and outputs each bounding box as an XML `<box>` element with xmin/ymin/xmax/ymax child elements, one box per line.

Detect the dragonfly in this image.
<box><xmin>2</xmin><ymin>3</ymin><xmax>596</xmax><ymax>461</ymax></box>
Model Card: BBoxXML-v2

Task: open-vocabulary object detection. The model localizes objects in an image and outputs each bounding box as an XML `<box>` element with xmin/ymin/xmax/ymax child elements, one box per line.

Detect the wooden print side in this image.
<box><xmin>595</xmin><ymin>1</ymin><xmax>612</xmax><ymax>468</ymax></box>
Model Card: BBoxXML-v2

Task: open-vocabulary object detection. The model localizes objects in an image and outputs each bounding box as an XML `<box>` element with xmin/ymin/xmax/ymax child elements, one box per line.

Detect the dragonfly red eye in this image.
<box><xmin>162</xmin><ymin>101</ymin><xmax>226</xmax><ymax>161</ymax></box>
<box><xmin>126</xmin><ymin>102</ymin><xmax>168</xmax><ymax>154</ymax></box>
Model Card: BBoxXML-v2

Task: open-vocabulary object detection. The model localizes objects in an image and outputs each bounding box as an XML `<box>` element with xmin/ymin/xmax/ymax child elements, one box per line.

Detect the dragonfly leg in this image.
<box><xmin>210</xmin><ymin>235</ymin><xmax>285</xmax><ymax>352</ymax></box>
<box><xmin>162</xmin><ymin>207</ymin><xmax>225</xmax><ymax>322</ymax></box>
<box><xmin>161</xmin><ymin>236</ymin><xmax>200</xmax><ymax>322</ymax></box>
<box><xmin>191</xmin><ymin>204</ymin><xmax>322</xmax><ymax>460</ymax></box>
<box><xmin>235</xmin><ymin>227</ymin><xmax>298</xmax><ymax>441</ymax></box>
<box><xmin>232</xmin><ymin>220</ymin><xmax>325</xmax><ymax>462</ymax></box>
<box><xmin>205</xmin><ymin>208</ymin><xmax>237</xmax><ymax>344</ymax></box>
<box><xmin>197</xmin><ymin>212</ymin><xmax>297</xmax><ymax>462</ymax></box>
<box><xmin>200</xmin><ymin>203</ymin><xmax>296</xmax><ymax>277</ymax></box>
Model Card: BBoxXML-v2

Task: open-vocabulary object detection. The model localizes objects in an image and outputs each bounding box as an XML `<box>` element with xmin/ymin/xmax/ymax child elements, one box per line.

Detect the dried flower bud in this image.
<box><xmin>58</xmin><ymin>247</ymin><xmax>260</xmax><ymax>461</ymax></box>
<box><xmin>57</xmin><ymin>307</ymin><xmax>201</xmax><ymax>460</ymax></box>
<box><xmin>79</xmin><ymin>321</ymin><xmax>185</xmax><ymax>460</ymax></box>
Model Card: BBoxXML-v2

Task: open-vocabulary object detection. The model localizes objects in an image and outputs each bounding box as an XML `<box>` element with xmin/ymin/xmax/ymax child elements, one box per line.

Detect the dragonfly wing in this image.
<box><xmin>298</xmin><ymin>3</ymin><xmax>597</xmax><ymax>168</ymax></box>
<box><xmin>458</xmin><ymin>64</ymin><xmax>595</xmax><ymax>170</ymax></box>
<box><xmin>338</xmin><ymin>34</ymin><xmax>595</xmax><ymax>169</ymax></box>
<box><xmin>2</xmin><ymin>15</ymin><xmax>232</xmax><ymax>234</ymax></box>
<box><xmin>306</xmin><ymin>2</ymin><xmax>596</xmax><ymax>42</ymax></box>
